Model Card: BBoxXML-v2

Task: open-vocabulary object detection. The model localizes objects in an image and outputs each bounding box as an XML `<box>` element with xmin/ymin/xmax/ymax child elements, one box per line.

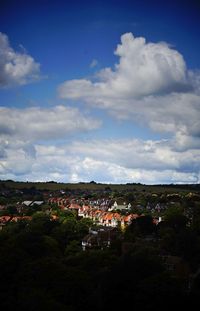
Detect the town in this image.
<box><xmin>1</xmin><ymin>180</ymin><xmax>200</xmax><ymax>309</ymax></box>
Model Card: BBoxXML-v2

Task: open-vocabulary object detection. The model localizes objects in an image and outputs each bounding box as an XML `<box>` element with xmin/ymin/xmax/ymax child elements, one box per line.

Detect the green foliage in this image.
<box><xmin>7</xmin><ymin>205</ymin><xmax>18</xmax><ymax>215</ymax></box>
<box><xmin>64</xmin><ymin>240</ymin><xmax>81</xmax><ymax>257</ymax></box>
<box><xmin>29</xmin><ymin>212</ymin><xmax>57</xmax><ymax>235</ymax></box>
<box><xmin>125</xmin><ymin>215</ymin><xmax>156</xmax><ymax>240</ymax></box>
<box><xmin>100</xmin><ymin>246</ymin><xmax>164</xmax><ymax>309</ymax></box>
<box><xmin>124</xmin><ymin>192</ymin><xmax>135</xmax><ymax>203</ymax></box>
<box><xmin>164</xmin><ymin>206</ymin><xmax>188</xmax><ymax>232</ymax></box>
<box><xmin>0</xmin><ymin>196</ymin><xmax>8</xmax><ymax>205</ymax></box>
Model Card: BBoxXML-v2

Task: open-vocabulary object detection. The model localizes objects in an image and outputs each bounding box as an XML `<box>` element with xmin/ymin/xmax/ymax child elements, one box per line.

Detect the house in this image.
<box><xmin>30</xmin><ymin>201</ymin><xmax>44</xmax><ymax>206</ymax></box>
<box><xmin>121</xmin><ymin>213</ymin><xmax>139</xmax><ymax>229</ymax></box>
<box><xmin>68</xmin><ymin>203</ymin><xmax>81</xmax><ymax>210</ymax></box>
<box><xmin>108</xmin><ymin>201</ymin><xmax>131</xmax><ymax>212</ymax></box>
<box><xmin>78</xmin><ymin>205</ymin><xmax>90</xmax><ymax>217</ymax></box>
<box><xmin>22</xmin><ymin>200</ymin><xmax>44</xmax><ymax>207</ymax></box>
<box><xmin>82</xmin><ymin>227</ymin><xmax>119</xmax><ymax>250</ymax></box>
<box><xmin>22</xmin><ymin>201</ymin><xmax>33</xmax><ymax>207</ymax></box>
<box><xmin>100</xmin><ymin>212</ymin><xmax>122</xmax><ymax>227</ymax></box>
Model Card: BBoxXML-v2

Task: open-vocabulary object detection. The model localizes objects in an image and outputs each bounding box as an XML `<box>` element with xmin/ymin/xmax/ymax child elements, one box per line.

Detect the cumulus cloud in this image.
<box><xmin>0</xmin><ymin>32</ymin><xmax>41</xmax><ymax>87</ymax></box>
<box><xmin>58</xmin><ymin>32</ymin><xmax>200</xmax><ymax>139</ymax></box>
<box><xmin>59</xmin><ymin>33</ymin><xmax>190</xmax><ymax>99</ymax></box>
<box><xmin>0</xmin><ymin>105</ymin><xmax>101</xmax><ymax>141</ymax></box>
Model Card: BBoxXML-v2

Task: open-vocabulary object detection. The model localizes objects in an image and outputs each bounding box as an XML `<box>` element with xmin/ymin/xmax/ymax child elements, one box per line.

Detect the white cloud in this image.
<box><xmin>0</xmin><ymin>138</ymin><xmax>199</xmax><ymax>184</ymax></box>
<box><xmin>59</xmin><ymin>33</ymin><xmax>190</xmax><ymax>99</ymax></box>
<box><xmin>1</xmin><ymin>32</ymin><xmax>200</xmax><ymax>184</ymax></box>
<box><xmin>0</xmin><ymin>104</ymin><xmax>101</xmax><ymax>178</ymax></box>
<box><xmin>58</xmin><ymin>32</ymin><xmax>200</xmax><ymax>138</ymax></box>
<box><xmin>0</xmin><ymin>105</ymin><xmax>101</xmax><ymax>141</ymax></box>
<box><xmin>69</xmin><ymin>139</ymin><xmax>200</xmax><ymax>174</ymax></box>
<box><xmin>90</xmin><ymin>59</ymin><xmax>98</xmax><ymax>68</ymax></box>
<box><xmin>36</xmin><ymin>139</ymin><xmax>200</xmax><ymax>183</ymax></box>
<box><xmin>0</xmin><ymin>32</ymin><xmax>41</xmax><ymax>87</ymax></box>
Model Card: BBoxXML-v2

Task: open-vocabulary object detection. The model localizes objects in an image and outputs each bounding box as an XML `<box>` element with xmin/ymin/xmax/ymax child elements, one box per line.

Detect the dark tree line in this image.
<box><xmin>1</xmin><ymin>209</ymin><xmax>200</xmax><ymax>310</ymax></box>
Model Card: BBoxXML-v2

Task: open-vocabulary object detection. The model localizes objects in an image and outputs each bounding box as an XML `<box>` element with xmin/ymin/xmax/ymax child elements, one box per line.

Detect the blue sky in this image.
<box><xmin>0</xmin><ymin>0</ymin><xmax>200</xmax><ymax>184</ymax></box>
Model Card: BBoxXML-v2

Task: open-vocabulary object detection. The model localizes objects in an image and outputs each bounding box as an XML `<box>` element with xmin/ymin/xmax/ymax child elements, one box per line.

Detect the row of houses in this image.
<box><xmin>48</xmin><ymin>197</ymin><xmax>111</xmax><ymax>211</ymax></box>
<box><xmin>48</xmin><ymin>196</ymin><xmax>112</xmax><ymax>208</ymax></box>
<box><xmin>78</xmin><ymin>205</ymin><xmax>139</xmax><ymax>229</ymax></box>
<box><xmin>57</xmin><ymin>202</ymin><xmax>138</xmax><ymax>228</ymax></box>
<box><xmin>48</xmin><ymin>197</ymin><xmax>162</xmax><ymax>229</ymax></box>
<box><xmin>48</xmin><ymin>196</ymin><xmax>168</xmax><ymax>215</ymax></box>
<box><xmin>49</xmin><ymin>197</ymin><xmax>138</xmax><ymax>229</ymax></box>
<box><xmin>48</xmin><ymin>197</ymin><xmax>132</xmax><ymax>212</ymax></box>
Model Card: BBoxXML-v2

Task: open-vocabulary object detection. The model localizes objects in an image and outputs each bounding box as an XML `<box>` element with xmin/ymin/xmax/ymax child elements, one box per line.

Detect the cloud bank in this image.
<box><xmin>0</xmin><ymin>139</ymin><xmax>199</xmax><ymax>184</ymax></box>
<box><xmin>0</xmin><ymin>105</ymin><xmax>101</xmax><ymax>141</ymax></box>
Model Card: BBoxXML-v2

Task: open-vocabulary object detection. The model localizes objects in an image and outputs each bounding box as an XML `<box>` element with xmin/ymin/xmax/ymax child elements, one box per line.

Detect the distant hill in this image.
<box><xmin>0</xmin><ymin>179</ymin><xmax>199</xmax><ymax>193</ymax></box>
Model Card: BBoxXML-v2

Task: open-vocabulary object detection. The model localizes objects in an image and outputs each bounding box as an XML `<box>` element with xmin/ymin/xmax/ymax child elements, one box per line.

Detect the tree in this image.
<box><xmin>0</xmin><ymin>196</ymin><xmax>7</xmax><ymax>205</ymax></box>
<box><xmin>100</xmin><ymin>245</ymin><xmax>164</xmax><ymax>310</ymax></box>
<box><xmin>7</xmin><ymin>205</ymin><xmax>17</xmax><ymax>215</ymax></box>
<box><xmin>64</xmin><ymin>240</ymin><xmax>81</xmax><ymax>257</ymax></box>
<box><xmin>28</xmin><ymin>212</ymin><xmax>57</xmax><ymax>235</ymax></box>
<box><xmin>124</xmin><ymin>192</ymin><xmax>135</xmax><ymax>203</ymax></box>
<box><xmin>164</xmin><ymin>206</ymin><xmax>188</xmax><ymax>232</ymax></box>
<box><xmin>133</xmin><ymin>215</ymin><xmax>156</xmax><ymax>236</ymax></box>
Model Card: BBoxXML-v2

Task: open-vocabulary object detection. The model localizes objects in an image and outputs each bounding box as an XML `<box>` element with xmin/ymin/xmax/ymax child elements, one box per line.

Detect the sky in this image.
<box><xmin>0</xmin><ymin>0</ymin><xmax>200</xmax><ymax>184</ymax></box>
